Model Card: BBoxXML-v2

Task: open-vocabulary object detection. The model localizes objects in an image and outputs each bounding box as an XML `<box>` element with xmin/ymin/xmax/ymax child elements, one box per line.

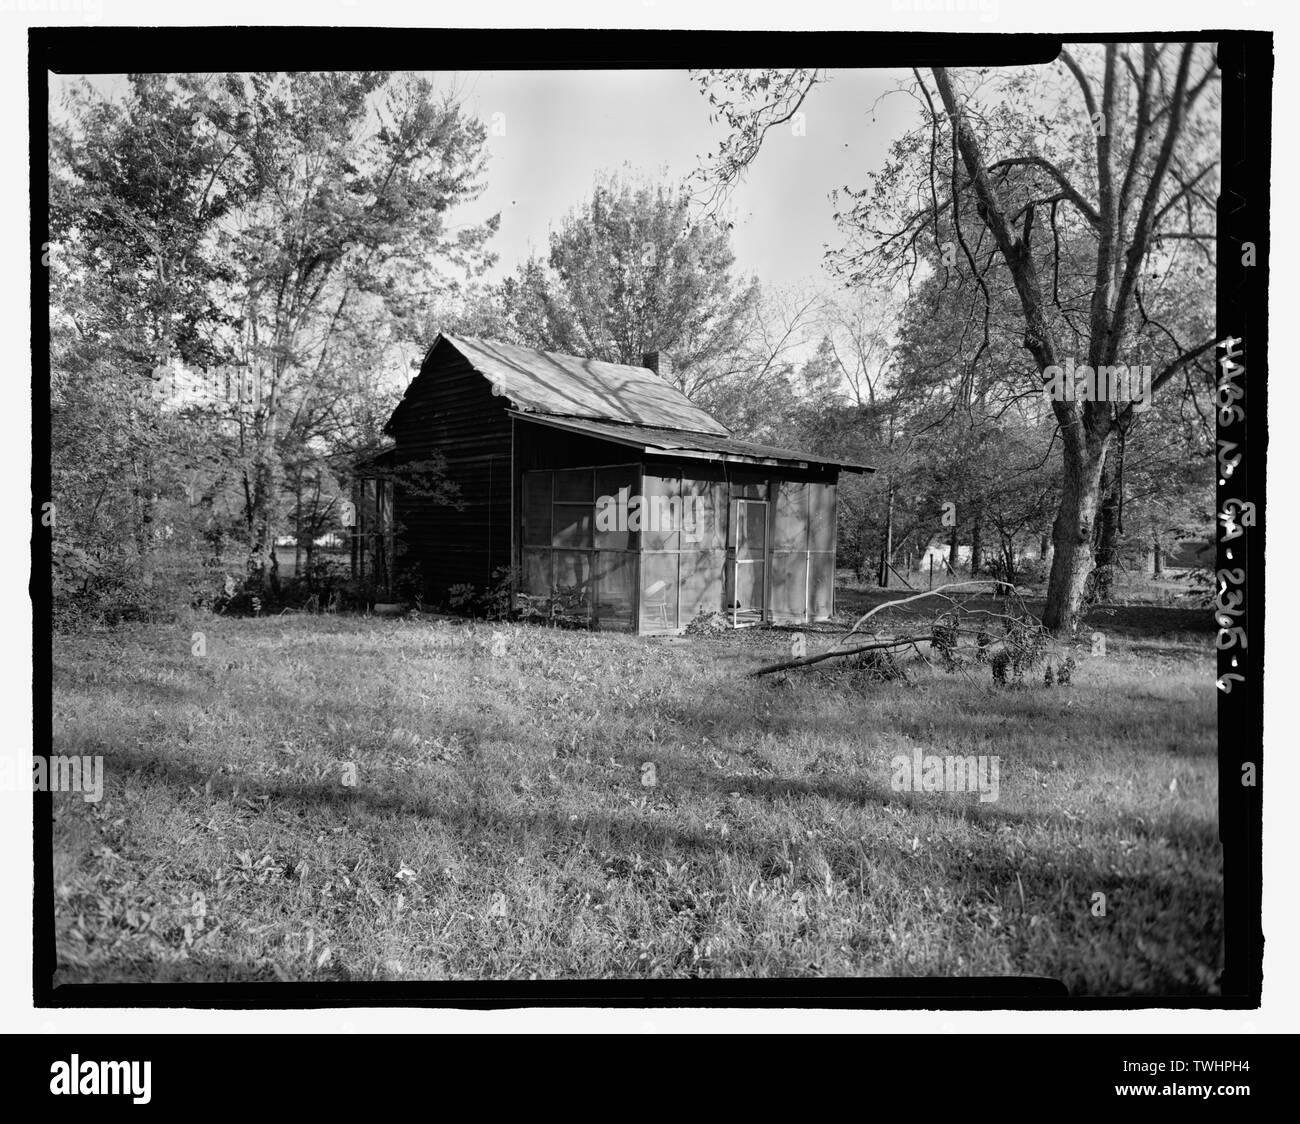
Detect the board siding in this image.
<box><xmin>386</xmin><ymin>341</ymin><xmax>512</xmax><ymax>601</ymax></box>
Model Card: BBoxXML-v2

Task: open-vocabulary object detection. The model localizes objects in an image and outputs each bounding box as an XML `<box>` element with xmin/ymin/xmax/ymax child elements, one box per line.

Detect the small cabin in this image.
<box><xmin>353</xmin><ymin>333</ymin><xmax>871</xmax><ymax>634</ymax></box>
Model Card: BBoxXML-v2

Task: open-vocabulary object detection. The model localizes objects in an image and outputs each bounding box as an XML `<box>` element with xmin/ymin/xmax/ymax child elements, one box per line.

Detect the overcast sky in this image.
<box><xmin>447</xmin><ymin>68</ymin><xmax>915</xmax><ymax>290</ymax></box>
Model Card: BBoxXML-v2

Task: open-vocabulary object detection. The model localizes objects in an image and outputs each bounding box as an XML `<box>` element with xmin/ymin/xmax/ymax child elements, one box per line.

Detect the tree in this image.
<box><xmin>688</xmin><ymin>284</ymin><xmax>830</xmax><ymax>435</ymax></box>
<box><xmin>923</xmin><ymin>53</ymin><xmax>1217</xmax><ymax>629</ymax></box>
<box><xmin>695</xmin><ymin>51</ymin><xmax>1219</xmax><ymax>631</ymax></box>
<box><xmin>499</xmin><ymin>172</ymin><xmax>760</xmax><ymax>401</ymax></box>
<box><xmin>203</xmin><ymin>71</ymin><xmax>497</xmax><ymax>587</ymax></box>
<box><xmin>50</xmin><ymin>74</ymin><xmax>250</xmax><ymax>611</ymax></box>
<box><xmin>50</xmin><ymin>72</ymin><xmax>498</xmax><ymax>611</ymax></box>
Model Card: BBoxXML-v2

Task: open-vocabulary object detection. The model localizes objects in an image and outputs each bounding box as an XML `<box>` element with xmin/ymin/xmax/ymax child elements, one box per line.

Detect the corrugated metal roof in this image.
<box><xmin>441</xmin><ymin>333</ymin><xmax>730</xmax><ymax>436</ymax></box>
<box><xmin>510</xmin><ymin>412</ymin><xmax>874</xmax><ymax>473</ymax></box>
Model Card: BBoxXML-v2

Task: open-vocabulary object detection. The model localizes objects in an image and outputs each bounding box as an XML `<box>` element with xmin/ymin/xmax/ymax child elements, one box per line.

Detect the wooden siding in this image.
<box><xmin>385</xmin><ymin>338</ymin><xmax>512</xmax><ymax>601</ymax></box>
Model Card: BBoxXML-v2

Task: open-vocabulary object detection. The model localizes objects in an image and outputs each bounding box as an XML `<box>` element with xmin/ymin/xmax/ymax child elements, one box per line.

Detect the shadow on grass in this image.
<box><xmin>59</xmin><ymin>740</ymin><xmax>1223</xmax><ymax>993</ymax></box>
<box><xmin>97</xmin><ymin>737</ymin><xmax>1220</xmax><ymax>868</ymax></box>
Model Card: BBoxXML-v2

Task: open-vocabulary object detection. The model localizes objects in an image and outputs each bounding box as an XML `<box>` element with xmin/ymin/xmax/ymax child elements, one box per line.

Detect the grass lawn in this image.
<box><xmin>50</xmin><ymin>596</ymin><xmax>1221</xmax><ymax>992</ymax></box>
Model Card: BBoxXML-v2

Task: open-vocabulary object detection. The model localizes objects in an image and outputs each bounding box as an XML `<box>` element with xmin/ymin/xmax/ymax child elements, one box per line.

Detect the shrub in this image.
<box><xmin>444</xmin><ymin>567</ymin><xmax>518</xmax><ymax>620</ymax></box>
<box><xmin>447</xmin><ymin>583</ymin><xmax>478</xmax><ymax>613</ymax></box>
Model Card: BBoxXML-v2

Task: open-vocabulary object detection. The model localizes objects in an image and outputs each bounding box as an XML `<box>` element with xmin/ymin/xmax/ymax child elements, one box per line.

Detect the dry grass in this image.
<box><xmin>50</xmin><ymin>601</ymin><xmax>1221</xmax><ymax>992</ymax></box>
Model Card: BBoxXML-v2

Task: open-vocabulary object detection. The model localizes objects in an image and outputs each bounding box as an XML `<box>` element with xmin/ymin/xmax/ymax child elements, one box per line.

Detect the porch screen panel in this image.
<box><xmin>679</xmin><ymin>550</ymin><xmax>725</xmax><ymax>621</ymax></box>
<box><xmin>520</xmin><ymin>548</ymin><xmax>552</xmax><ymax>613</ymax></box>
<box><xmin>520</xmin><ymin>465</ymin><xmax>639</xmax><ymax>626</ymax></box>
<box><xmin>641</xmin><ymin>470</ymin><xmax>682</xmax><ymax>552</ymax></box>
<box><xmin>773</xmin><ymin>480</ymin><xmax>809</xmax><ymax>551</ymax></box>
<box><xmin>522</xmin><ymin>471</ymin><xmax>552</xmax><ymax>546</ymax></box>
<box><xmin>810</xmin><ymin>551</ymin><xmax>835</xmax><ymax>620</ymax></box>
<box><xmin>554</xmin><ymin>467</ymin><xmax>594</xmax><ymax>503</ymax></box>
<box><xmin>551</xmin><ymin>469</ymin><xmax>594</xmax><ymax>621</ymax></box>
<box><xmin>769</xmin><ymin>480</ymin><xmax>809</xmax><ymax>621</ymax></box>
<box><xmin>595</xmin><ymin>465</ymin><xmax>638</xmax><ymax>551</ymax></box>
<box><xmin>681</xmin><ymin>476</ymin><xmax>725</xmax><ymax>550</ymax></box>
<box><xmin>808</xmin><ymin>481</ymin><xmax>837</xmax><ymax>620</ymax></box>
<box><xmin>809</xmin><ymin>482</ymin><xmax>836</xmax><ymax>552</ymax></box>
<box><xmin>640</xmin><ymin>551</ymin><xmax>680</xmax><ymax>632</ymax></box>
<box><xmin>553</xmin><ymin>550</ymin><xmax>593</xmax><ymax>622</ymax></box>
<box><xmin>768</xmin><ymin>551</ymin><xmax>808</xmax><ymax>622</ymax></box>
<box><xmin>553</xmin><ymin>504</ymin><xmax>594</xmax><ymax>548</ymax></box>
<box><xmin>594</xmin><ymin>550</ymin><xmax>636</xmax><ymax>629</ymax></box>
<box><xmin>593</xmin><ymin>465</ymin><xmax>639</xmax><ymax>628</ymax></box>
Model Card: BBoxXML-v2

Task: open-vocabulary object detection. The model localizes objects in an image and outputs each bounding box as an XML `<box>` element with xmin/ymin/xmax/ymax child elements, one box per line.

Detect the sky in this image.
<box><xmin>439</xmin><ymin>68</ymin><xmax>917</xmax><ymax>290</ymax></box>
<box><xmin>52</xmin><ymin>68</ymin><xmax>920</xmax><ymax>294</ymax></box>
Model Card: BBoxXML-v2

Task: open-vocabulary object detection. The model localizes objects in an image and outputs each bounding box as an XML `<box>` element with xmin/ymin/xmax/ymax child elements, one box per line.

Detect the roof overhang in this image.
<box><xmin>510</xmin><ymin>412</ymin><xmax>874</xmax><ymax>474</ymax></box>
<box><xmin>352</xmin><ymin>444</ymin><xmax>397</xmax><ymax>474</ymax></box>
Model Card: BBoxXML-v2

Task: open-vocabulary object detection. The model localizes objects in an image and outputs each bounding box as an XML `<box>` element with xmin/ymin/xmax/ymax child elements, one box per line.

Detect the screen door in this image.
<box><xmin>731</xmin><ymin>499</ymin><xmax>767</xmax><ymax>626</ymax></box>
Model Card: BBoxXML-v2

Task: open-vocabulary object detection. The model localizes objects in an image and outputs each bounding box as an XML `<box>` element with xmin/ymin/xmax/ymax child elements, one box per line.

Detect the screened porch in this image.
<box><xmin>517</xmin><ymin>461</ymin><xmax>837</xmax><ymax>634</ymax></box>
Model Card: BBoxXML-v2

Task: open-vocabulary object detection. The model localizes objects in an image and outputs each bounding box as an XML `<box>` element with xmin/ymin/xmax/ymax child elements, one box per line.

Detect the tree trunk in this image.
<box><xmin>1092</xmin><ymin>463</ymin><xmax>1120</xmax><ymax>603</ymax></box>
<box><xmin>247</xmin><ymin>458</ymin><xmax>276</xmax><ymax>589</ymax></box>
<box><xmin>1093</xmin><ymin>425</ymin><xmax>1127</xmax><ymax>602</ymax></box>
<box><xmin>1152</xmin><ymin>538</ymin><xmax>1163</xmax><ymax>575</ymax></box>
<box><xmin>244</xmin><ymin>359</ymin><xmax>283</xmax><ymax>590</ymax></box>
<box><xmin>294</xmin><ymin>473</ymin><xmax>302</xmax><ymax>579</ymax></box>
<box><xmin>948</xmin><ymin>521</ymin><xmax>959</xmax><ymax>573</ymax></box>
<box><xmin>876</xmin><ymin>483</ymin><xmax>894</xmax><ymax>588</ymax></box>
<box><xmin>970</xmin><ymin>502</ymin><xmax>983</xmax><ymax>575</ymax></box>
<box><xmin>1042</xmin><ymin>439</ymin><xmax>1109</xmax><ymax>633</ymax></box>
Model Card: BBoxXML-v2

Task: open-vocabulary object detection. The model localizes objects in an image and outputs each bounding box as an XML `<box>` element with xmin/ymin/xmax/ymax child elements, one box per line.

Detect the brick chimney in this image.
<box><xmin>642</xmin><ymin>350</ymin><xmax>674</xmax><ymax>385</ymax></box>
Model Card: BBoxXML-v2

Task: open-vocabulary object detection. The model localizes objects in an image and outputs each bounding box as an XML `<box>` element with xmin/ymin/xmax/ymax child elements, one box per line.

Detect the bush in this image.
<box><xmin>52</xmin><ymin>537</ymin><xmax>243</xmax><ymax>627</ymax></box>
<box><xmin>1015</xmin><ymin>557</ymin><xmax>1050</xmax><ymax>585</ymax></box>
<box><xmin>447</xmin><ymin>582</ymin><xmax>478</xmax><ymax>614</ymax></box>
<box><xmin>444</xmin><ymin>566</ymin><xmax>517</xmax><ymax>620</ymax></box>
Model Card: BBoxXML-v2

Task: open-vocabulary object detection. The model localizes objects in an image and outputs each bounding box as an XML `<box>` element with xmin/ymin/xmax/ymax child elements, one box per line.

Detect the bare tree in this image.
<box><xmin>695</xmin><ymin>49</ymin><xmax>1219</xmax><ymax>631</ymax></box>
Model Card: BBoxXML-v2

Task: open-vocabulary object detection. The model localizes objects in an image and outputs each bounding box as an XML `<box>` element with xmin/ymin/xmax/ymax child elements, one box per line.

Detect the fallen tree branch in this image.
<box><xmin>750</xmin><ymin>634</ymin><xmax>934</xmax><ymax>677</ymax></box>
<box><xmin>749</xmin><ymin>580</ymin><xmax>1051</xmax><ymax>682</ymax></box>
<box><xmin>845</xmin><ymin>580</ymin><xmax>1017</xmax><ymax>638</ymax></box>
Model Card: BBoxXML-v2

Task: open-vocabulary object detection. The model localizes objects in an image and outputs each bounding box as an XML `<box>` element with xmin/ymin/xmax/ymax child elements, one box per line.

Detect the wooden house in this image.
<box><xmin>353</xmin><ymin>333</ymin><xmax>871</xmax><ymax>634</ymax></box>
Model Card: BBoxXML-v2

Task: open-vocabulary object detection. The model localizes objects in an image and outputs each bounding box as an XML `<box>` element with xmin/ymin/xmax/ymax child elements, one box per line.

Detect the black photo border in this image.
<box><xmin>29</xmin><ymin>25</ymin><xmax>1269</xmax><ymax>1011</ymax></box>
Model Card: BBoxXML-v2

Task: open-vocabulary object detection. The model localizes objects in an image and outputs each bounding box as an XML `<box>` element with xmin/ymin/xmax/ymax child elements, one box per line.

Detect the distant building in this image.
<box><xmin>1160</xmin><ymin>539</ymin><xmax>1214</xmax><ymax>571</ymax></box>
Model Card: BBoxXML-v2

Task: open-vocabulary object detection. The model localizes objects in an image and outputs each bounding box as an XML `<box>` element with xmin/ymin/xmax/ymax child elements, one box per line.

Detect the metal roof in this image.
<box><xmin>440</xmin><ymin>333</ymin><xmax>730</xmax><ymax>436</ymax></box>
<box><xmin>510</xmin><ymin>412</ymin><xmax>874</xmax><ymax>473</ymax></box>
